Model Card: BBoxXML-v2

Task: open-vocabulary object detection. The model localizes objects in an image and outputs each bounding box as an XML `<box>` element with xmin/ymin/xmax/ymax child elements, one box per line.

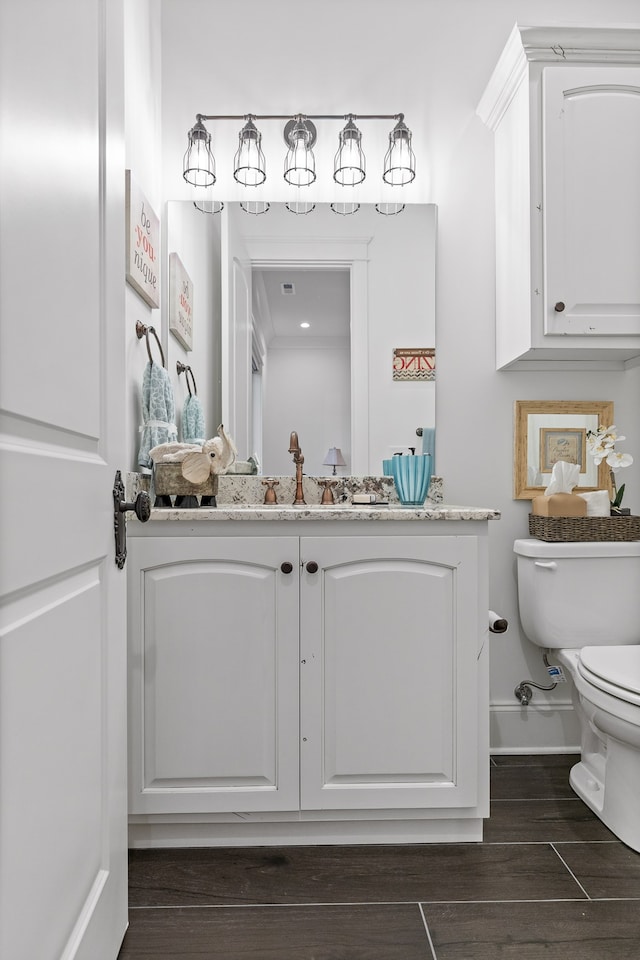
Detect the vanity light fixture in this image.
<box><xmin>333</xmin><ymin>115</ymin><xmax>365</xmax><ymax>186</ymax></box>
<box><xmin>193</xmin><ymin>198</ymin><xmax>224</xmax><ymax>215</ymax></box>
<box><xmin>182</xmin><ymin>112</ymin><xmax>416</xmax><ymax>194</ymax></box>
<box><xmin>375</xmin><ymin>202</ymin><xmax>405</xmax><ymax>216</ymax></box>
<box><xmin>285</xmin><ymin>200</ymin><xmax>316</xmax><ymax>215</ymax></box>
<box><xmin>300</xmin><ymin>322</ymin><xmax>310</xmax><ymax>328</ymax></box>
<box><xmin>183</xmin><ymin>117</ymin><xmax>216</xmax><ymax>187</ymax></box>
<box><xmin>233</xmin><ymin>116</ymin><xmax>266</xmax><ymax>186</ymax></box>
<box><xmin>383</xmin><ymin>116</ymin><xmax>416</xmax><ymax>185</ymax></box>
<box><xmin>283</xmin><ymin>116</ymin><xmax>317</xmax><ymax>186</ymax></box>
<box><xmin>240</xmin><ymin>200</ymin><xmax>270</xmax><ymax>215</ymax></box>
<box><xmin>330</xmin><ymin>201</ymin><xmax>360</xmax><ymax>216</ymax></box>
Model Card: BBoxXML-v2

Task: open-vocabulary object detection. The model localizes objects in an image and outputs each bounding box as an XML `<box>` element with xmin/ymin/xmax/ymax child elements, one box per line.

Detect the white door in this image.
<box><xmin>299</xmin><ymin>536</ymin><xmax>480</xmax><ymax>810</ymax></box>
<box><xmin>0</xmin><ymin>2</ymin><xmax>128</xmax><ymax>959</ymax></box>
<box><xmin>544</xmin><ymin>66</ymin><xmax>640</xmax><ymax>337</ymax></box>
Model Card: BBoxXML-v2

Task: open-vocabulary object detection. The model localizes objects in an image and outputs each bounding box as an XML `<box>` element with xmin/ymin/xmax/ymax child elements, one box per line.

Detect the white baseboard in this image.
<box><xmin>490</xmin><ymin>700</ymin><xmax>580</xmax><ymax>753</ymax></box>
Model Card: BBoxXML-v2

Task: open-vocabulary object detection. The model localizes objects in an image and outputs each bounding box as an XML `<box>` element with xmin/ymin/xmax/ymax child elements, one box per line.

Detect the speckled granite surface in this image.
<box><xmin>146</xmin><ymin>503</ymin><xmax>500</xmax><ymax>521</ymax></box>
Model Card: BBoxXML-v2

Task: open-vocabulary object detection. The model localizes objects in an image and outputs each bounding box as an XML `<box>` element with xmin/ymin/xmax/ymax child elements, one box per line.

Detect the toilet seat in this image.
<box><xmin>578</xmin><ymin>646</ymin><xmax>640</xmax><ymax>707</ymax></box>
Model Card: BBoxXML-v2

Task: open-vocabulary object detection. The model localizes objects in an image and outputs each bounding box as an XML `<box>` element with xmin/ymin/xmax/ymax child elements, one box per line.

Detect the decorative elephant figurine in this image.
<box><xmin>149</xmin><ymin>424</ymin><xmax>237</xmax><ymax>483</ymax></box>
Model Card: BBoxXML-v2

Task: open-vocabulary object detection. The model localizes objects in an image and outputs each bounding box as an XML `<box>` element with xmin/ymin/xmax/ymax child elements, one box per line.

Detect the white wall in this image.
<box><xmin>125</xmin><ymin>1</ymin><xmax>221</xmax><ymax>473</ymax></box>
<box><xmin>151</xmin><ymin>0</ymin><xmax>640</xmax><ymax>751</ymax></box>
<box><xmin>165</xmin><ymin>202</ymin><xmax>221</xmax><ymax>440</ymax></box>
<box><xmin>262</xmin><ymin>344</ymin><xmax>351</xmax><ymax>476</ymax></box>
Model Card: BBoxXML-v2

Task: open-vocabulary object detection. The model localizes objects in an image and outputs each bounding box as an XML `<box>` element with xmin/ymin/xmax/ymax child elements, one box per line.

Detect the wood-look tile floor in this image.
<box><xmin>118</xmin><ymin>755</ymin><xmax>640</xmax><ymax>959</ymax></box>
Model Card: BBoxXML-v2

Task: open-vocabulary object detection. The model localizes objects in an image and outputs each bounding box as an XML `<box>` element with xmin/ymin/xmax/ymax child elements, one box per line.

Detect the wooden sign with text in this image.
<box><xmin>169</xmin><ymin>252</ymin><xmax>193</xmax><ymax>351</ymax></box>
<box><xmin>125</xmin><ymin>170</ymin><xmax>160</xmax><ymax>308</ymax></box>
<box><xmin>393</xmin><ymin>348</ymin><xmax>436</xmax><ymax>381</ymax></box>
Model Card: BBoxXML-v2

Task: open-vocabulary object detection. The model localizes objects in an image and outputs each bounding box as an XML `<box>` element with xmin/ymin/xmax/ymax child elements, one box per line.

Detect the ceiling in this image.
<box><xmin>252</xmin><ymin>268</ymin><xmax>351</xmax><ymax>347</ymax></box>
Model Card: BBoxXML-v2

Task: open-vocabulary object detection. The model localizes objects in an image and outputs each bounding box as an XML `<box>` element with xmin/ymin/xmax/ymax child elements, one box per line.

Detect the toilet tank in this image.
<box><xmin>514</xmin><ymin>538</ymin><xmax>640</xmax><ymax>649</ymax></box>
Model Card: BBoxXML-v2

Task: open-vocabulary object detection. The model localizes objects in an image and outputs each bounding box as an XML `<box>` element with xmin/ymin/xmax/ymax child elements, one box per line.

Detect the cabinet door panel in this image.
<box><xmin>544</xmin><ymin>67</ymin><xmax>640</xmax><ymax>336</ymax></box>
<box><xmin>300</xmin><ymin>536</ymin><xmax>479</xmax><ymax>810</ymax></box>
<box><xmin>129</xmin><ymin>537</ymin><xmax>299</xmax><ymax>813</ymax></box>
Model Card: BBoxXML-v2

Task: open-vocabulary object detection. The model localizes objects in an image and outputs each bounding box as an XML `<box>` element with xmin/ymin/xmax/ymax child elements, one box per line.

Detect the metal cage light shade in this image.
<box><xmin>285</xmin><ymin>200</ymin><xmax>316</xmax><ymax>215</ymax></box>
<box><xmin>375</xmin><ymin>202</ymin><xmax>405</xmax><ymax>216</ymax></box>
<box><xmin>331</xmin><ymin>201</ymin><xmax>360</xmax><ymax>216</ymax></box>
<box><xmin>193</xmin><ymin>198</ymin><xmax>224</xmax><ymax>215</ymax></box>
<box><xmin>183</xmin><ymin>118</ymin><xmax>216</xmax><ymax>187</ymax></box>
<box><xmin>284</xmin><ymin>116</ymin><xmax>316</xmax><ymax>187</ymax></box>
<box><xmin>382</xmin><ymin>116</ymin><xmax>416</xmax><ymax>186</ymax></box>
<box><xmin>233</xmin><ymin>117</ymin><xmax>266</xmax><ymax>186</ymax></box>
<box><xmin>240</xmin><ymin>200</ymin><xmax>270</xmax><ymax>215</ymax></box>
<box><xmin>333</xmin><ymin>116</ymin><xmax>365</xmax><ymax>186</ymax></box>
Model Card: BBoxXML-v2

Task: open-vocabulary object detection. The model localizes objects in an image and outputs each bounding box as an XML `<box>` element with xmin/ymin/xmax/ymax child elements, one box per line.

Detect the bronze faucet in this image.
<box><xmin>288</xmin><ymin>431</ymin><xmax>306</xmax><ymax>505</ymax></box>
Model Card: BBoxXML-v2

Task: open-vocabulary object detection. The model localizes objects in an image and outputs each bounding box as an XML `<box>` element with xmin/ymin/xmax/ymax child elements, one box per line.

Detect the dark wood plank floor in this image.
<box><xmin>118</xmin><ymin>755</ymin><xmax>640</xmax><ymax>959</ymax></box>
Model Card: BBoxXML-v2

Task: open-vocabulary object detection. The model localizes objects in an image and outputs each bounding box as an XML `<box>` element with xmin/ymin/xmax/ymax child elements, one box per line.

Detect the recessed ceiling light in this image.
<box><xmin>300</xmin><ymin>322</ymin><xmax>310</xmax><ymax>329</ymax></box>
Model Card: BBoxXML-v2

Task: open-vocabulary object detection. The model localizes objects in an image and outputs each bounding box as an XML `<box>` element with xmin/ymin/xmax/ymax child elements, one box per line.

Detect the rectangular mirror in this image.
<box><xmin>514</xmin><ymin>400</ymin><xmax>614</xmax><ymax>499</ymax></box>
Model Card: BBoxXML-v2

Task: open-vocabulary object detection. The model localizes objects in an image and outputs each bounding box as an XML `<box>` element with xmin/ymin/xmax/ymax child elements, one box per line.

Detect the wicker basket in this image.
<box><xmin>528</xmin><ymin>513</ymin><xmax>640</xmax><ymax>542</ymax></box>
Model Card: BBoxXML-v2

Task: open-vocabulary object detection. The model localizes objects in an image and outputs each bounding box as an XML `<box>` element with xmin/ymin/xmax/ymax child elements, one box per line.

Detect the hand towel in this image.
<box><xmin>421</xmin><ymin>428</ymin><xmax>436</xmax><ymax>473</ymax></box>
<box><xmin>182</xmin><ymin>393</ymin><xmax>206</xmax><ymax>445</ymax></box>
<box><xmin>137</xmin><ymin>362</ymin><xmax>178</xmax><ymax>469</ymax></box>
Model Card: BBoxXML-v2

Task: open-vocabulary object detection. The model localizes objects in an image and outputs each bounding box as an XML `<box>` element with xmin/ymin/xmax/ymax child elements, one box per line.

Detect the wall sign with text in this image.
<box><xmin>125</xmin><ymin>170</ymin><xmax>160</xmax><ymax>308</ymax></box>
<box><xmin>169</xmin><ymin>253</ymin><xmax>194</xmax><ymax>351</ymax></box>
<box><xmin>392</xmin><ymin>348</ymin><xmax>436</xmax><ymax>381</ymax></box>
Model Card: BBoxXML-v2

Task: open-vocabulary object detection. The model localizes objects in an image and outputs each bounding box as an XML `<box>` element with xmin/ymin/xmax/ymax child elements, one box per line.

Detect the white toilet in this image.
<box><xmin>514</xmin><ymin>538</ymin><xmax>640</xmax><ymax>852</ymax></box>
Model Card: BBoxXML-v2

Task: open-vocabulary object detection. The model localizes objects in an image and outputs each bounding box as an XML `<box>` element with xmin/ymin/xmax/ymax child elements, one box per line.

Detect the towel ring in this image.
<box><xmin>176</xmin><ymin>361</ymin><xmax>198</xmax><ymax>396</ymax></box>
<box><xmin>136</xmin><ymin>321</ymin><xmax>165</xmax><ymax>367</ymax></box>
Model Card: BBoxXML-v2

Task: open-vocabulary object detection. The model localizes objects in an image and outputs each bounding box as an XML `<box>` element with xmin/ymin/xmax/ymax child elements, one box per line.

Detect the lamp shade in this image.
<box><xmin>323</xmin><ymin>447</ymin><xmax>346</xmax><ymax>475</ymax></box>
<box><xmin>382</xmin><ymin>116</ymin><xmax>416</xmax><ymax>186</ymax></box>
<box><xmin>183</xmin><ymin>118</ymin><xmax>216</xmax><ymax>187</ymax></box>
<box><xmin>333</xmin><ymin>116</ymin><xmax>365</xmax><ymax>186</ymax></box>
<box><xmin>284</xmin><ymin>116</ymin><xmax>316</xmax><ymax>187</ymax></box>
<box><xmin>233</xmin><ymin>117</ymin><xmax>266</xmax><ymax>186</ymax></box>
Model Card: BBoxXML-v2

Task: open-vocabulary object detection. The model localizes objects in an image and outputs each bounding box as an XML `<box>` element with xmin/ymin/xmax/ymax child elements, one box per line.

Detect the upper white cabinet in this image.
<box><xmin>477</xmin><ymin>25</ymin><xmax>640</xmax><ymax>370</ymax></box>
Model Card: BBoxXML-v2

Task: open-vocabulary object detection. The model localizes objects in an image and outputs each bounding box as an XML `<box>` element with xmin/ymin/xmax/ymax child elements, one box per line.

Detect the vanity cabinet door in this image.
<box><xmin>128</xmin><ymin>537</ymin><xmax>300</xmax><ymax>814</ymax></box>
<box><xmin>543</xmin><ymin>67</ymin><xmax>640</xmax><ymax>339</ymax></box>
<box><xmin>299</xmin><ymin>536</ymin><xmax>480</xmax><ymax>810</ymax></box>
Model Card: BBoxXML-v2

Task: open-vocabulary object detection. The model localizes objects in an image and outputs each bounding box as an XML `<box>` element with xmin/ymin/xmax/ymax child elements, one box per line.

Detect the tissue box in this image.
<box><xmin>531</xmin><ymin>493</ymin><xmax>587</xmax><ymax>517</ymax></box>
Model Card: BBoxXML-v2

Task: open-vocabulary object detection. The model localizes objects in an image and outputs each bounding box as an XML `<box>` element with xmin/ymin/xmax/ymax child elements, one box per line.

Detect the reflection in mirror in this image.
<box><xmin>166</xmin><ymin>201</ymin><xmax>436</xmax><ymax>477</ymax></box>
<box><xmin>514</xmin><ymin>400</ymin><xmax>614</xmax><ymax>499</ymax></box>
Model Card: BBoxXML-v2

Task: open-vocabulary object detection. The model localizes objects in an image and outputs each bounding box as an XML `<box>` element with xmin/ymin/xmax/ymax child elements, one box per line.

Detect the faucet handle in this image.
<box><xmin>318</xmin><ymin>479</ymin><xmax>338</xmax><ymax>505</ymax></box>
<box><xmin>262</xmin><ymin>478</ymin><xmax>279</xmax><ymax>504</ymax></box>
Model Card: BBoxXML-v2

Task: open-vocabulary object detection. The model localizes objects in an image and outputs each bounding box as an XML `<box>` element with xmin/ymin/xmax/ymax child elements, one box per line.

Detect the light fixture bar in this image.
<box><xmin>182</xmin><ymin>113</ymin><xmax>416</xmax><ymax>191</ymax></box>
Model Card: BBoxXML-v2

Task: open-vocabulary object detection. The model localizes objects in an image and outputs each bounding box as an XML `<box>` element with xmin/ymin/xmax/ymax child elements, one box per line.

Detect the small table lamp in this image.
<box><xmin>323</xmin><ymin>447</ymin><xmax>346</xmax><ymax>475</ymax></box>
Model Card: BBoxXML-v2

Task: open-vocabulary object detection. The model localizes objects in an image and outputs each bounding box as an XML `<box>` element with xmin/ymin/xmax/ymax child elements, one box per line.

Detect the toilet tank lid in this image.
<box><xmin>514</xmin><ymin>538</ymin><xmax>640</xmax><ymax>559</ymax></box>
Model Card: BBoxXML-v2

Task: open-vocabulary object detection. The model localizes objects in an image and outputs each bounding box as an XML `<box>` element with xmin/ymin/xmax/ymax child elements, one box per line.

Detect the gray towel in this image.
<box><xmin>138</xmin><ymin>362</ymin><xmax>178</xmax><ymax>469</ymax></box>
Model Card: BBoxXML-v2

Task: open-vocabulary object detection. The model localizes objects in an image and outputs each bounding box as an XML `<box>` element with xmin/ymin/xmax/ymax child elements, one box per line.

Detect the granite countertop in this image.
<box><xmin>148</xmin><ymin>503</ymin><xmax>500</xmax><ymax>521</ymax></box>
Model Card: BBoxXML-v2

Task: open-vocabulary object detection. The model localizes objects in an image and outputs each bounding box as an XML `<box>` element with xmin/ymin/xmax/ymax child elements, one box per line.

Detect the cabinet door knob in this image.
<box><xmin>305</xmin><ymin>561</ymin><xmax>319</xmax><ymax>574</ymax></box>
<box><xmin>280</xmin><ymin>561</ymin><xmax>293</xmax><ymax>574</ymax></box>
<box><xmin>554</xmin><ymin>301</ymin><xmax>565</xmax><ymax>312</ymax></box>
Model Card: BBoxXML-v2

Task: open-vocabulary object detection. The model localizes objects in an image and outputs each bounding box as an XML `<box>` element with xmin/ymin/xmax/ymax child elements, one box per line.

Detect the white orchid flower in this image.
<box><xmin>606</xmin><ymin>450</ymin><xmax>634</xmax><ymax>471</ymax></box>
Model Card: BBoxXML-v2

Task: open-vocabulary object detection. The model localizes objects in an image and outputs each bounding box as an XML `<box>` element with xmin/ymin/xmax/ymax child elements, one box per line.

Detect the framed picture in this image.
<box><xmin>513</xmin><ymin>399</ymin><xmax>614</xmax><ymax>499</ymax></box>
<box><xmin>169</xmin><ymin>252</ymin><xmax>193</xmax><ymax>351</ymax></box>
<box><xmin>392</xmin><ymin>347</ymin><xmax>435</xmax><ymax>381</ymax></box>
<box><xmin>125</xmin><ymin>170</ymin><xmax>160</xmax><ymax>308</ymax></box>
<box><xmin>539</xmin><ymin>427</ymin><xmax>586</xmax><ymax>472</ymax></box>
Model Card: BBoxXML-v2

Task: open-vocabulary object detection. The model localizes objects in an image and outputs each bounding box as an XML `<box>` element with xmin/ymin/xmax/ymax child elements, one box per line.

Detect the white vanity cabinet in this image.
<box><xmin>477</xmin><ymin>25</ymin><xmax>640</xmax><ymax>371</ymax></box>
<box><xmin>127</xmin><ymin>516</ymin><xmax>490</xmax><ymax>846</ymax></box>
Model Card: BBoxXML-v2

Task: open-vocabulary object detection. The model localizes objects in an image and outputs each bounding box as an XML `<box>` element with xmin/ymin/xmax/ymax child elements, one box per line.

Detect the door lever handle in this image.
<box><xmin>113</xmin><ymin>470</ymin><xmax>151</xmax><ymax>569</ymax></box>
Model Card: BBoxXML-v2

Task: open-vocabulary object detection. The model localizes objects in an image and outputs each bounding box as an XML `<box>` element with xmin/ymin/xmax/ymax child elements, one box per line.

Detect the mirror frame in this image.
<box><xmin>514</xmin><ymin>399</ymin><xmax>614</xmax><ymax>500</ymax></box>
